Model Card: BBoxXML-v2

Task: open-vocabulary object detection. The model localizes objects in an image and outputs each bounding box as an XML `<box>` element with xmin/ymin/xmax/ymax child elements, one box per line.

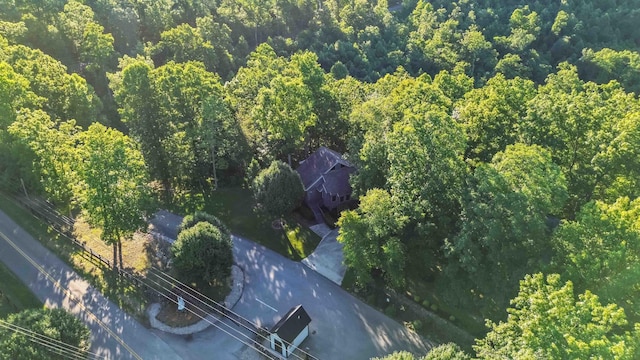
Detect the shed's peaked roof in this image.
<box><xmin>296</xmin><ymin>147</ymin><xmax>351</xmax><ymax>191</ymax></box>
<box><xmin>270</xmin><ymin>305</ymin><xmax>311</xmax><ymax>345</ymax></box>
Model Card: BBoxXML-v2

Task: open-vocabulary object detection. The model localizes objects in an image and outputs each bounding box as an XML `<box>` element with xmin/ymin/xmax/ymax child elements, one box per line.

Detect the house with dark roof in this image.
<box><xmin>296</xmin><ymin>147</ymin><xmax>355</xmax><ymax>216</ymax></box>
<box><xmin>269</xmin><ymin>305</ymin><xmax>311</xmax><ymax>358</ymax></box>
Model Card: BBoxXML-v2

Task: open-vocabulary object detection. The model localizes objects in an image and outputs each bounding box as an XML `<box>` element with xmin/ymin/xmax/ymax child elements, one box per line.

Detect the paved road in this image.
<box><xmin>0</xmin><ymin>210</ymin><xmax>182</xmax><ymax>360</ymax></box>
<box><xmin>231</xmin><ymin>236</ymin><xmax>432</xmax><ymax>359</ymax></box>
<box><xmin>150</xmin><ymin>236</ymin><xmax>433</xmax><ymax>360</ymax></box>
<box><xmin>2</xmin><ymin>206</ymin><xmax>432</xmax><ymax>359</ymax></box>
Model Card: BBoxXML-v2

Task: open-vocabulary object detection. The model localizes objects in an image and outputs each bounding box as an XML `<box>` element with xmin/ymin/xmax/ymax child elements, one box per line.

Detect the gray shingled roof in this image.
<box><xmin>321</xmin><ymin>166</ymin><xmax>355</xmax><ymax>196</ymax></box>
<box><xmin>270</xmin><ymin>305</ymin><xmax>311</xmax><ymax>345</ymax></box>
<box><xmin>296</xmin><ymin>147</ymin><xmax>352</xmax><ymax>191</ymax></box>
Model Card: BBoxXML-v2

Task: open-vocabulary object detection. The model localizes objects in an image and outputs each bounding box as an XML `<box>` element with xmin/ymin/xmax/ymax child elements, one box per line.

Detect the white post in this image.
<box><xmin>20</xmin><ymin>178</ymin><xmax>29</xmax><ymax>199</ymax></box>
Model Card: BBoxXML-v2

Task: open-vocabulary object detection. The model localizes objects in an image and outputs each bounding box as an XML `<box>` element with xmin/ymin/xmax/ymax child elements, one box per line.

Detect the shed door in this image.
<box><xmin>275</xmin><ymin>339</ymin><xmax>284</xmax><ymax>356</ymax></box>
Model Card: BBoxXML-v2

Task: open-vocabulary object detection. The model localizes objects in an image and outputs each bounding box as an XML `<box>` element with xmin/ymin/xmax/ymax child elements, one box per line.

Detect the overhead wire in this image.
<box><xmin>27</xmin><ymin>190</ymin><xmax>320</xmax><ymax>360</ymax></box>
<box><xmin>3</xmin><ymin>184</ymin><xmax>320</xmax><ymax>359</ymax></box>
<box><xmin>0</xmin><ymin>229</ymin><xmax>143</xmax><ymax>360</ymax></box>
<box><xmin>146</xmin><ymin>265</ymin><xmax>320</xmax><ymax>360</ymax></box>
<box><xmin>136</xmin><ymin>272</ymin><xmax>279</xmax><ymax>357</ymax></box>
<box><xmin>0</xmin><ymin>319</ymin><xmax>106</xmax><ymax>360</ymax></box>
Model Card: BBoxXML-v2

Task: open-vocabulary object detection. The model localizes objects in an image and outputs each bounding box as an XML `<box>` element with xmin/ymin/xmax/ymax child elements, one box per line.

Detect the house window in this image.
<box><xmin>340</xmin><ymin>196</ymin><xmax>345</xmax><ymax>202</ymax></box>
<box><xmin>346</xmin><ymin>194</ymin><xmax>350</xmax><ymax>201</ymax></box>
<box><xmin>331</xmin><ymin>195</ymin><xmax>337</xmax><ymax>202</ymax></box>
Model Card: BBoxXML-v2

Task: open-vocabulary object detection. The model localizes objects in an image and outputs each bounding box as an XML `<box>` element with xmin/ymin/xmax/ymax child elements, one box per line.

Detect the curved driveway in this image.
<box><xmin>1</xmin><ymin>207</ymin><xmax>432</xmax><ymax>359</ymax></box>
<box><xmin>230</xmin><ymin>236</ymin><xmax>432</xmax><ymax>359</ymax></box>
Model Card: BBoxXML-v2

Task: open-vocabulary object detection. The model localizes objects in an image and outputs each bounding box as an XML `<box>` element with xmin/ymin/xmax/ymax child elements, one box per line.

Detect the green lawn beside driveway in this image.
<box><xmin>170</xmin><ymin>187</ymin><xmax>321</xmax><ymax>260</ymax></box>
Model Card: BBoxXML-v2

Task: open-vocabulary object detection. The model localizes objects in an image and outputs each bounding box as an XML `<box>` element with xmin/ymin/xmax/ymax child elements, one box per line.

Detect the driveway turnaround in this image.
<box><xmin>232</xmin><ymin>236</ymin><xmax>433</xmax><ymax>359</ymax></box>
<box><xmin>0</xmin><ymin>210</ymin><xmax>182</xmax><ymax>360</ymax></box>
<box><xmin>2</xmin><ymin>206</ymin><xmax>433</xmax><ymax>359</ymax></box>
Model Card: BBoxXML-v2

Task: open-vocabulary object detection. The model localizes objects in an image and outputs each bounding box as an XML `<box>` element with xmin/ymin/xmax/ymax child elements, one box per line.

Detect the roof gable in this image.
<box><xmin>296</xmin><ymin>147</ymin><xmax>352</xmax><ymax>191</ymax></box>
<box><xmin>270</xmin><ymin>305</ymin><xmax>311</xmax><ymax>344</ymax></box>
<box><xmin>321</xmin><ymin>166</ymin><xmax>355</xmax><ymax>195</ymax></box>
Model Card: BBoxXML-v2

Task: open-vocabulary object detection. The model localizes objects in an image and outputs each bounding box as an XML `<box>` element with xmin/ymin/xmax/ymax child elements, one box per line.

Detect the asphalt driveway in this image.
<box><xmin>2</xmin><ymin>207</ymin><xmax>432</xmax><ymax>360</ymax></box>
<box><xmin>231</xmin><ymin>236</ymin><xmax>432</xmax><ymax>359</ymax></box>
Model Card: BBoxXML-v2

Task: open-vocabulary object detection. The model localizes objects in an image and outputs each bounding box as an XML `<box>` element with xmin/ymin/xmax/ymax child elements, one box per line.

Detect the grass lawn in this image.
<box><xmin>169</xmin><ymin>187</ymin><xmax>321</xmax><ymax>260</ymax></box>
<box><xmin>0</xmin><ymin>261</ymin><xmax>41</xmax><ymax>318</ymax></box>
<box><xmin>0</xmin><ymin>193</ymin><xmax>147</xmax><ymax>317</ymax></box>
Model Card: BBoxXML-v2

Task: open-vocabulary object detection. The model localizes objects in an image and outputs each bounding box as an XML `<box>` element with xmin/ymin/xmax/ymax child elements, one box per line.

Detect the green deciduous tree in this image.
<box><xmin>456</xmin><ymin>73</ymin><xmax>536</xmax><ymax>163</ymax></box>
<box><xmin>8</xmin><ymin>109</ymin><xmax>79</xmax><ymax>212</ymax></box>
<box><xmin>494</xmin><ymin>6</ymin><xmax>541</xmax><ymax>54</ymax></box>
<box><xmin>446</xmin><ymin>144</ymin><xmax>567</xmax><ymax>309</ymax></box>
<box><xmin>1</xmin><ymin>43</ymin><xmax>101</xmax><ymax>126</ymax></box>
<box><xmin>386</xmin><ymin>108</ymin><xmax>466</xmax><ymax>243</ymax></box>
<box><xmin>475</xmin><ymin>273</ymin><xmax>639</xmax><ymax>360</ymax></box>
<box><xmin>112</xmin><ymin>58</ymin><xmax>241</xmax><ymax>191</ymax></box>
<box><xmin>592</xmin><ymin>112</ymin><xmax>640</xmax><ymax>201</ymax></box>
<box><xmin>150</xmin><ymin>16</ymin><xmax>234</xmax><ymax>78</ymax></box>
<box><xmin>580</xmin><ymin>48</ymin><xmax>640</xmax><ymax>99</ymax></box>
<box><xmin>172</xmin><ymin>221</ymin><xmax>233</xmax><ymax>285</ymax></box>
<box><xmin>0</xmin><ymin>308</ymin><xmax>90</xmax><ymax>360</ymax></box>
<box><xmin>0</xmin><ymin>59</ymin><xmax>42</xmax><ymax>189</ymax></box>
<box><xmin>76</xmin><ymin>123</ymin><xmax>151</xmax><ymax>269</ymax></box>
<box><xmin>252</xmin><ymin>74</ymin><xmax>316</xmax><ymax>159</ymax></box>
<box><xmin>110</xmin><ymin>56</ymin><xmax>170</xmax><ymax>190</ymax></box>
<box><xmin>252</xmin><ymin>160</ymin><xmax>303</xmax><ymax>221</ymax></box>
<box><xmin>552</xmin><ymin>198</ymin><xmax>640</xmax><ymax>321</ymax></box>
<box><xmin>337</xmin><ymin>188</ymin><xmax>407</xmax><ymax>287</ymax></box>
<box><xmin>424</xmin><ymin>343</ymin><xmax>470</xmax><ymax>360</ymax></box>
<box><xmin>522</xmin><ymin>63</ymin><xmax>640</xmax><ymax>215</ymax></box>
<box><xmin>152</xmin><ymin>61</ymin><xmax>228</xmax><ymax>187</ymax></box>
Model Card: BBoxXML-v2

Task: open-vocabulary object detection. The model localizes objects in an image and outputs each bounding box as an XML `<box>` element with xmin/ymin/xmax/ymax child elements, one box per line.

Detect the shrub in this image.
<box><xmin>252</xmin><ymin>160</ymin><xmax>304</xmax><ymax>219</ymax></box>
<box><xmin>422</xmin><ymin>300</ymin><xmax>430</xmax><ymax>308</ymax></box>
<box><xmin>449</xmin><ymin>315</ymin><xmax>456</xmax><ymax>322</ymax></box>
<box><xmin>180</xmin><ymin>211</ymin><xmax>229</xmax><ymax>235</ymax></box>
<box><xmin>171</xmin><ymin>222</ymin><xmax>233</xmax><ymax>285</ymax></box>
<box><xmin>413</xmin><ymin>295</ymin><xmax>421</xmax><ymax>303</ymax></box>
<box><xmin>430</xmin><ymin>304</ymin><xmax>439</xmax><ymax>312</ymax></box>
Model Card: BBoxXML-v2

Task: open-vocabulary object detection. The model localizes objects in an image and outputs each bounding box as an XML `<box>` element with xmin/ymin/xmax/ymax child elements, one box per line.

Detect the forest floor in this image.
<box><xmin>0</xmin><ymin>261</ymin><xmax>41</xmax><ymax>318</ymax></box>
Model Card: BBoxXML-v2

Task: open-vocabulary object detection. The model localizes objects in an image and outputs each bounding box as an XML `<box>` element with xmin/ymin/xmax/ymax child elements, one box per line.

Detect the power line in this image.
<box><xmin>137</xmin><ymin>273</ymin><xmax>279</xmax><ymax>358</ymax></box>
<box><xmin>146</xmin><ymin>266</ymin><xmax>320</xmax><ymax>360</ymax></box>
<box><xmin>0</xmin><ymin>322</ymin><xmax>82</xmax><ymax>360</ymax></box>
<box><xmin>0</xmin><ymin>229</ymin><xmax>143</xmax><ymax>360</ymax></box>
<box><xmin>2</xmin><ymin>191</ymin><xmax>319</xmax><ymax>359</ymax></box>
<box><xmin>26</xmin><ymin>193</ymin><xmax>320</xmax><ymax>359</ymax></box>
<box><xmin>0</xmin><ymin>320</ymin><xmax>105</xmax><ymax>360</ymax></box>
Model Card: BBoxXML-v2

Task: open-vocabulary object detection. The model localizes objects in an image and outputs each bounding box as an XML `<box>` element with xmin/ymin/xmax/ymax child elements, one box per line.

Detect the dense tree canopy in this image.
<box><xmin>475</xmin><ymin>273</ymin><xmax>640</xmax><ymax>360</ymax></box>
<box><xmin>0</xmin><ymin>308</ymin><xmax>91</xmax><ymax>360</ymax></box>
<box><xmin>2</xmin><ymin>0</ymin><xmax>640</xmax><ymax>355</ymax></box>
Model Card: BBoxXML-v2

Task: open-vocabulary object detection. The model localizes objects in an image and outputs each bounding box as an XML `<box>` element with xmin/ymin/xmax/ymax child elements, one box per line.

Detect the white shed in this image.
<box><xmin>269</xmin><ymin>305</ymin><xmax>311</xmax><ymax>358</ymax></box>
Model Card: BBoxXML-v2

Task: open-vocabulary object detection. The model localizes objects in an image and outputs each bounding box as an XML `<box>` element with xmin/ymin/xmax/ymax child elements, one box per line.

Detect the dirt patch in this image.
<box><xmin>73</xmin><ymin>217</ymin><xmax>153</xmax><ymax>272</ymax></box>
<box><xmin>155</xmin><ymin>300</ymin><xmax>208</xmax><ymax>327</ymax></box>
